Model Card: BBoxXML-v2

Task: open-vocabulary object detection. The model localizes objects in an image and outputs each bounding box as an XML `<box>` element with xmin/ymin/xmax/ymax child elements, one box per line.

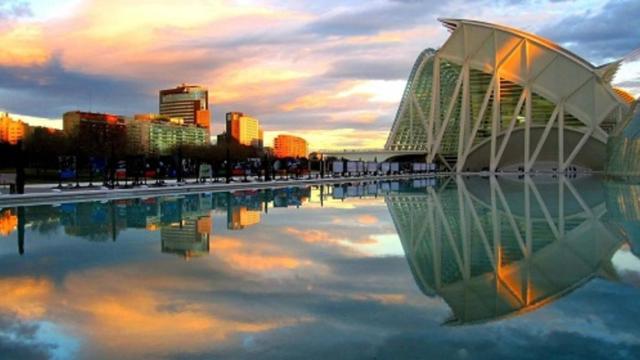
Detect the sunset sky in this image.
<box><xmin>0</xmin><ymin>0</ymin><xmax>638</xmax><ymax>150</ymax></box>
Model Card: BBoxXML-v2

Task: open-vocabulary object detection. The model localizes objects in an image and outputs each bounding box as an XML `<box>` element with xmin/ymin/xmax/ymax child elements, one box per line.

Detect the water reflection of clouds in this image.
<box><xmin>210</xmin><ymin>235</ymin><xmax>313</xmax><ymax>273</ymax></box>
<box><xmin>0</xmin><ymin>178</ymin><xmax>639</xmax><ymax>358</ymax></box>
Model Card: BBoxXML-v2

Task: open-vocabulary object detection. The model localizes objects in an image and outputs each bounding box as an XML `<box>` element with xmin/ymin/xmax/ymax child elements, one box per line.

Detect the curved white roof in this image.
<box><xmin>439</xmin><ymin>18</ymin><xmax>596</xmax><ymax>70</ymax></box>
<box><xmin>435</xmin><ymin>18</ymin><xmax>634</xmax><ymax>129</ymax></box>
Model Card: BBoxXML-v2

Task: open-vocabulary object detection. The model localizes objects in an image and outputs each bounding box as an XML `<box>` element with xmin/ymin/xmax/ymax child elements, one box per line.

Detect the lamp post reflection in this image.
<box><xmin>17</xmin><ymin>207</ymin><xmax>24</xmax><ymax>255</ymax></box>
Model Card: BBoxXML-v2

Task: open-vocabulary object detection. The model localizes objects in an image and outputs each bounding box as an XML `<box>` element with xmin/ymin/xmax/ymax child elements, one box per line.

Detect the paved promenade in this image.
<box><xmin>0</xmin><ymin>174</ymin><xmax>437</xmax><ymax>207</ymax></box>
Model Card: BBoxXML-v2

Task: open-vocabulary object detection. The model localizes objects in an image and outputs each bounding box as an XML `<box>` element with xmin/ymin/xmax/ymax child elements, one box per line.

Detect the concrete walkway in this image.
<box><xmin>0</xmin><ymin>174</ymin><xmax>437</xmax><ymax>207</ymax></box>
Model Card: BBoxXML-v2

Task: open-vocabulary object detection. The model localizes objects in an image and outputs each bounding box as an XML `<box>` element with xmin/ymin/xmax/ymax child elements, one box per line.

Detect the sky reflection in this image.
<box><xmin>0</xmin><ymin>177</ymin><xmax>639</xmax><ymax>359</ymax></box>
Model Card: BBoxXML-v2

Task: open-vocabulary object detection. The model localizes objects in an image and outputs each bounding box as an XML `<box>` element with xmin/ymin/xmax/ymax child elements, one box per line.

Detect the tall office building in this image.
<box><xmin>225</xmin><ymin>112</ymin><xmax>263</xmax><ymax>148</ymax></box>
<box><xmin>274</xmin><ymin>134</ymin><xmax>308</xmax><ymax>158</ymax></box>
<box><xmin>0</xmin><ymin>113</ymin><xmax>27</xmax><ymax>145</ymax></box>
<box><xmin>159</xmin><ymin>84</ymin><xmax>210</xmax><ymax>130</ymax></box>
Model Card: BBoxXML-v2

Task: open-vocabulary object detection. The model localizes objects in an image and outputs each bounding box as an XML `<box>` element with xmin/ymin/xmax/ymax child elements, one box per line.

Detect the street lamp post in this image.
<box><xmin>15</xmin><ymin>140</ymin><xmax>25</xmax><ymax>194</ymax></box>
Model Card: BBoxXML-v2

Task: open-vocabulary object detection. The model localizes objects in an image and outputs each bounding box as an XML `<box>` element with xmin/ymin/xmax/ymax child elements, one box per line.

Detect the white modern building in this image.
<box><xmin>384</xmin><ymin>19</ymin><xmax>638</xmax><ymax>172</ymax></box>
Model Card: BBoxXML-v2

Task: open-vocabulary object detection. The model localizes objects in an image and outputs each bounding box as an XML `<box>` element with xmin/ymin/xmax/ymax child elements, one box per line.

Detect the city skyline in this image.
<box><xmin>0</xmin><ymin>0</ymin><xmax>639</xmax><ymax>150</ymax></box>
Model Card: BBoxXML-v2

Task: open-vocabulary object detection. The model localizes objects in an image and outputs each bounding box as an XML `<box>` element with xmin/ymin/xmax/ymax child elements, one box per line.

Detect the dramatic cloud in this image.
<box><xmin>304</xmin><ymin>1</ymin><xmax>443</xmax><ymax>36</ymax></box>
<box><xmin>0</xmin><ymin>57</ymin><xmax>153</xmax><ymax>117</ymax></box>
<box><xmin>0</xmin><ymin>0</ymin><xmax>637</xmax><ymax>149</ymax></box>
<box><xmin>540</xmin><ymin>0</ymin><xmax>640</xmax><ymax>63</ymax></box>
<box><xmin>325</xmin><ymin>58</ymin><xmax>413</xmax><ymax>81</ymax></box>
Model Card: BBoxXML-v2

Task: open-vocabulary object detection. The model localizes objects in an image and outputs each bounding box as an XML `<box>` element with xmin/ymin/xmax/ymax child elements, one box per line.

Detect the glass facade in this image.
<box><xmin>606</xmin><ymin>108</ymin><xmax>640</xmax><ymax>176</ymax></box>
<box><xmin>128</xmin><ymin>119</ymin><xmax>208</xmax><ymax>155</ymax></box>
<box><xmin>385</xmin><ymin>48</ymin><xmax>435</xmax><ymax>151</ymax></box>
<box><xmin>159</xmin><ymin>84</ymin><xmax>210</xmax><ymax>129</ymax></box>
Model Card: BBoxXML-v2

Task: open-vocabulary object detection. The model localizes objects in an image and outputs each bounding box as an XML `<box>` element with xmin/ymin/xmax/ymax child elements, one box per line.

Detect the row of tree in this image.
<box><xmin>0</xmin><ymin>127</ymin><xmax>310</xmax><ymax>184</ymax></box>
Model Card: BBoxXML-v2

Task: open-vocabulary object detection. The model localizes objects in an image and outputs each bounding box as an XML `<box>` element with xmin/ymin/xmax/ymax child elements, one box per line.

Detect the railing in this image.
<box><xmin>0</xmin><ymin>173</ymin><xmax>17</xmax><ymax>194</ymax></box>
<box><xmin>317</xmin><ymin>149</ymin><xmax>426</xmax><ymax>153</ymax></box>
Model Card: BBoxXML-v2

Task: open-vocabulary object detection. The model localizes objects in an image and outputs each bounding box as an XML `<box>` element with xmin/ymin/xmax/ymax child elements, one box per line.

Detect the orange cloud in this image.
<box><xmin>212</xmin><ymin>61</ymin><xmax>317</xmax><ymax>104</ymax></box>
<box><xmin>265</xmin><ymin>128</ymin><xmax>388</xmax><ymax>151</ymax></box>
<box><xmin>220</xmin><ymin>252</ymin><xmax>302</xmax><ymax>271</ymax></box>
<box><xmin>351</xmin><ymin>293</ymin><xmax>407</xmax><ymax>304</ymax></box>
<box><xmin>211</xmin><ymin>236</ymin><xmax>310</xmax><ymax>272</ymax></box>
<box><xmin>0</xmin><ymin>23</ymin><xmax>49</xmax><ymax>66</ymax></box>
<box><xmin>356</xmin><ymin>214</ymin><xmax>379</xmax><ymax>225</ymax></box>
<box><xmin>0</xmin><ymin>277</ymin><xmax>54</xmax><ymax>318</ymax></box>
<box><xmin>280</xmin><ymin>81</ymin><xmax>358</xmax><ymax>111</ymax></box>
<box><xmin>344</xmin><ymin>27</ymin><xmax>439</xmax><ymax>45</ymax></box>
<box><xmin>285</xmin><ymin>227</ymin><xmax>343</xmax><ymax>245</ymax></box>
<box><xmin>284</xmin><ymin>227</ymin><xmax>378</xmax><ymax>248</ymax></box>
<box><xmin>0</xmin><ymin>264</ymin><xmax>314</xmax><ymax>358</ymax></box>
<box><xmin>10</xmin><ymin>0</ymin><xmax>306</xmax><ymax>79</ymax></box>
<box><xmin>280</xmin><ymin>79</ymin><xmax>403</xmax><ymax>112</ymax></box>
<box><xmin>58</xmin><ymin>269</ymin><xmax>304</xmax><ymax>358</ymax></box>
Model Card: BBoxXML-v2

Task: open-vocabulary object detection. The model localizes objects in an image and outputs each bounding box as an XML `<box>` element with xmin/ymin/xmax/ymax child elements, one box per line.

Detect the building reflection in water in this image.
<box><xmin>226</xmin><ymin>190</ymin><xmax>262</xmax><ymax>230</ymax></box>
<box><xmin>386</xmin><ymin>175</ymin><xmax>640</xmax><ymax>325</ymax></box>
<box><xmin>0</xmin><ymin>187</ymin><xmax>313</xmax><ymax>258</ymax></box>
<box><xmin>228</xmin><ymin>207</ymin><xmax>261</xmax><ymax>230</ymax></box>
<box><xmin>2</xmin><ymin>176</ymin><xmax>637</xmax><ymax>322</ymax></box>
<box><xmin>605</xmin><ymin>182</ymin><xmax>640</xmax><ymax>259</ymax></box>
<box><xmin>0</xmin><ymin>208</ymin><xmax>17</xmax><ymax>236</ymax></box>
<box><xmin>161</xmin><ymin>216</ymin><xmax>211</xmax><ymax>260</ymax></box>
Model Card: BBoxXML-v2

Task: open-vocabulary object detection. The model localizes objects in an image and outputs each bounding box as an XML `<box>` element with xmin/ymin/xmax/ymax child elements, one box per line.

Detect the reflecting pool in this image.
<box><xmin>1</xmin><ymin>176</ymin><xmax>639</xmax><ymax>359</ymax></box>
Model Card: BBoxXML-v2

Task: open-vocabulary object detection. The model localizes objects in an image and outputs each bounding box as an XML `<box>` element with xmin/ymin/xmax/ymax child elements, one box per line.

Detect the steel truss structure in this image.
<box><xmin>385</xmin><ymin>175</ymin><xmax>631</xmax><ymax>324</ymax></box>
<box><xmin>385</xmin><ymin>19</ymin><xmax>638</xmax><ymax>172</ymax></box>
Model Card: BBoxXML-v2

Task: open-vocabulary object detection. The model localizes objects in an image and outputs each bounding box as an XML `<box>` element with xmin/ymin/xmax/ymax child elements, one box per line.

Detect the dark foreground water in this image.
<box><xmin>0</xmin><ymin>176</ymin><xmax>639</xmax><ymax>360</ymax></box>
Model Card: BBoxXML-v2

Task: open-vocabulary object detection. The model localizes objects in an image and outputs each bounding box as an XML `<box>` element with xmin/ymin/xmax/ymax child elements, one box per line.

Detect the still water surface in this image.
<box><xmin>0</xmin><ymin>176</ymin><xmax>639</xmax><ymax>359</ymax></box>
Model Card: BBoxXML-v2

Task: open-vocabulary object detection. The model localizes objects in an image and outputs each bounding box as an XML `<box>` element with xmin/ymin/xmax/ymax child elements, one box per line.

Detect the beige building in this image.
<box><xmin>227</xmin><ymin>206</ymin><xmax>261</xmax><ymax>230</ymax></box>
<box><xmin>226</xmin><ymin>112</ymin><xmax>263</xmax><ymax>148</ymax></box>
<box><xmin>0</xmin><ymin>113</ymin><xmax>27</xmax><ymax>145</ymax></box>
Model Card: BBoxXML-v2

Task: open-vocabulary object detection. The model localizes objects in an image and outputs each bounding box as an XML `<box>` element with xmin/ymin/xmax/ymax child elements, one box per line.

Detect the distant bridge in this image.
<box><xmin>318</xmin><ymin>149</ymin><xmax>426</xmax><ymax>162</ymax></box>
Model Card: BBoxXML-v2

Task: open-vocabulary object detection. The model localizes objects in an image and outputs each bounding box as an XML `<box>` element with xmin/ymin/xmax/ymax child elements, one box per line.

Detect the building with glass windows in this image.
<box><xmin>161</xmin><ymin>216</ymin><xmax>211</xmax><ymax>259</ymax></box>
<box><xmin>159</xmin><ymin>84</ymin><xmax>210</xmax><ymax>131</ymax></box>
<box><xmin>128</xmin><ymin>114</ymin><xmax>208</xmax><ymax>155</ymax></box>
<box><xmin>606</xmin><ymin>106</ymin><xmax>640</xmax><ymax>176</ymax></box>
<box><xmin>385</xmin><ymin>19</ymin><xmax>638</xmax><ymax>172</ymax></box>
